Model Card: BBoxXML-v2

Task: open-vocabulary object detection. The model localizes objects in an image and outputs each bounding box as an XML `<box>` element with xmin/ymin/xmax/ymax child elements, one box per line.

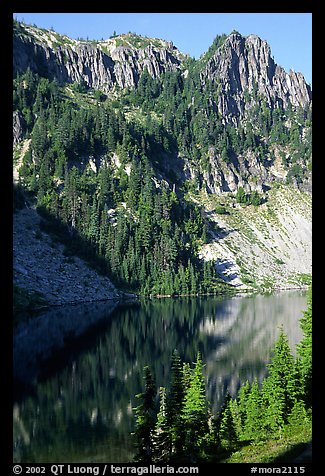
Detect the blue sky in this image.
<box><xmin>13</xmin><ymin>12</ymin><xmax>312</xmax><ymax>85</ymax></box>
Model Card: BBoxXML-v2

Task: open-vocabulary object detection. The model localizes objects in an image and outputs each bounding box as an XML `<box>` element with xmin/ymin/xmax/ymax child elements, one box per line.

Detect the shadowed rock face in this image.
<box><xmin>13</xmin><ymin>207</ymin><xmax>122</xmax><ymax>306</ymax></box>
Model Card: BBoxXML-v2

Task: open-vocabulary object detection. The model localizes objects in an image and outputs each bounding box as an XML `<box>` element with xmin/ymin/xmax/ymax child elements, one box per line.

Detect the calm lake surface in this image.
<box><xmin>13</xmin><ymin>290</ymin><xmax>307</xmax><ymax>463</ymax></box>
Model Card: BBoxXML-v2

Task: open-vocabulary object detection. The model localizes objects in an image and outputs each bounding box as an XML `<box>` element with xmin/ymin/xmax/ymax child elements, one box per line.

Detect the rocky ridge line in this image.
<box><xmin>13</xmin><ymin>23</ymin><xmax>311</xmax><ymax>114</ymax></box>
<box><xmin>13</xmin><ymin>24</ymin><xmax>183</xmax><ymax>93</ymax></box>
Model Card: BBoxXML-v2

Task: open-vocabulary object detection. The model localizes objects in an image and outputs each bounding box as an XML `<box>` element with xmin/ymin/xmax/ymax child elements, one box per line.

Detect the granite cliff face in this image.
<box><xmin>13</xmin><ymin>111</ymin><xmax>25</xmax><ymax>145</ymax></box>
<box><xmin>200</xmin><ymin>33</ymin><xmax>311</xmax><ymax>119</ymax></box>
<box><xmin>13</xmin><ymin>23</ymin><xmax>183</xmax><ymax>93</ymax></box>
<box><xmin>13</xmin><ymin>24</ymin><xmax>311</xmax><ymax>117</ymax></box>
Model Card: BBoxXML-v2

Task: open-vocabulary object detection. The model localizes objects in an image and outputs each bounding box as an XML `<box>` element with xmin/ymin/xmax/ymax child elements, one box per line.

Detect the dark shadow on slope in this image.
<box><xmin>215</xmin><ymin>259</ymin><xmax>239</xmax><ymax>283</ymax></box>
<box><xmin>272</xmin><ymin>441</ymin><xmax>312</xmax><ymax>463</ymax></box>
<box><xmin>37</xmin><ymin>204</ymin><xmax>131</xmax><ymax>292</ymax></box>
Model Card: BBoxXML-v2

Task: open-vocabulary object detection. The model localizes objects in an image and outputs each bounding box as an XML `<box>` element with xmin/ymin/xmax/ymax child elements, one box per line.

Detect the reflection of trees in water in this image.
<box><xmin>202</xmin><ymin>292</ymin><xmax>305</xmax><ymax>411</ymax></box>
<box><xmin>13</xmin><ymin>292</ymin><xmax>306</xmax><ymax>463</ymax></box>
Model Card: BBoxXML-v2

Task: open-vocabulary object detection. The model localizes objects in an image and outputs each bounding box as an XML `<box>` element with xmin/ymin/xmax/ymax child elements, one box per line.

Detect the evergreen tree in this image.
<box><xmin>296</xmin><ymin>289</ymin><xmax>312</xmax><ymax>407</ymax></box>
<box><xmin>261</xmin><ymin>328</ymin><xmax>298</xmax><ymax>435</ymax></box>
<box><xmin>182</xmin><ymin>362</ymin><xmax>192</xmax><ymax>392</ymax></box>
<box><xmin>166</xmin><ymin>350</ymin><xmax>185</xmax><ymax>456</ymax></box>
<box><xmin>228</xmin><ymin>398</ymin><xmax>242</xmax><ymax>444</ymax></box>
<box><xmin>152</xmin><ymin>387</ymin><xmax>171</xmax><ymax>462</ymax></box>
<box><xmin>236</xmin><ymin>380</ymin><xmax>251</xmax><ymax>434</ymax></box>
<box><xmin>181</xmin><ymin>352</ymin><xmax>209</xmax><ymax>460</ymax></box>
<box><xmin>133</xmin><ymin>366</ymin><xmax>157</xmax><ymax>462</ymax></box>
<box><xmin>31</xmin><ymin>113</ymin><xmax>48</xmax><ymax>160</ymax></box>
<box><xmin>88</xmin><ymin>195</ymin><xmax>99</xmax><ymax>244</ymax></box>
<box><xmin>242</xmin><ymin>380</ymin><xmax>265</xmax><ymax>441</ymax></box>
<box><xmin>236</xmin><ymin>186</ymin><xmax>247</xmax><ymax>204</ymax></box>
<box><xmin>218</xmin><ymin>392</ymin><xmax>239</xmax><ymax>451</ymax></box>
<box><xmin>285</xmin><ymin>400</ymin><xmax>311</xmax><ymax>438</ymax></box>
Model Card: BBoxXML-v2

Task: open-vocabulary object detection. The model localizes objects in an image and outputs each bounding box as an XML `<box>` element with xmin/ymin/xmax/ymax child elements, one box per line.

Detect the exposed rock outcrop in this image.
<box><xmin>200</xmin><ymin>33</ymin><xmax>312</xmax><ymax>119</ymax></box>
<box><xmin>202</xmin><ymin>148</ymin><xmax>271</xmax><ymax>194</ymax></box>
<box><xmin>13</xmin><ymin>25</ymin><xmax>183</xmax><ymax>93</ymax></box>
<box><xmin>13</xmin><ymin>111</ymin><xmax>25</xmax><ymax>145</ymax></box>
<box><xmin>176</xmin><ymin>144</ymin><xmax>311</xmax><ymax>196</ymax></box>
<box><xmin>13</xmin><ymin>24</ymin><xmax>311</xmax><ymax>117</ymax></box>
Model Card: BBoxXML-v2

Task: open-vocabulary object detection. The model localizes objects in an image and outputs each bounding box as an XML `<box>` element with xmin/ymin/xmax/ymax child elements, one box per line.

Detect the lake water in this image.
<box><xmin>13</xmin><ymin>290</ymin><xmax>307</xmax><ymax>463</ymax></box>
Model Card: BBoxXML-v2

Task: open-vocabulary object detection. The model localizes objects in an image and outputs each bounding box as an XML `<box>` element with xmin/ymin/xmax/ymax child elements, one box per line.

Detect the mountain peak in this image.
<box><xmin>200</xmin><ymin>30</ymin><xmax>311</xmax><ymax>112</ymax></box>
<box><xmin>13</xmin><ymin>21</ymin><xmax>311</xmax><ymax>111</ymax></box>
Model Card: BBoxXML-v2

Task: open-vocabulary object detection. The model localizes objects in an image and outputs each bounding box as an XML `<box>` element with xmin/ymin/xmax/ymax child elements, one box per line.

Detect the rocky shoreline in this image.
<box><xmin>13</xmin><ymin>206</ymin><xmax>140</xmax><ymax>389</ymax></box>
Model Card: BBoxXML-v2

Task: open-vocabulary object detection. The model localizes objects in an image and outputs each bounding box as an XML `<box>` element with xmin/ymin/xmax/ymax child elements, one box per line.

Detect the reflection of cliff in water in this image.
<box><xmin>13</xmin><ymin>291</ymin><xmax>307</xmax><ymax>463</ymax></box>
<box><xmin>14</xmin><ymin>299</ymin><xmax>121</xmax><ymax>391</ymax></box>
<box><xmin>200</xmin><ymin>292</ymin><xmax>304</xmax><ymax>410</ymax></box>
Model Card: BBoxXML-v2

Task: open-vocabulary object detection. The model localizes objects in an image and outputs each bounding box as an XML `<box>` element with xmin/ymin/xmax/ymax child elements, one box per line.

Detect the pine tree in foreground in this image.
<box><xmin>218</xmin><ymin>392</ymin><xmax>239</xmax><ymax>450</ymax></box>
<box><xmin>132</xmin><ymin>365</ymin><xmax>157</xmax><ymax>462</ymax></box>
<box><xmin>181</xmin><ymin>353</ymin><xmax>209</xmax><ymax>461</ymax></box>
<box><xmin>152</xmin><ymin>387</ymin><xmax>171</xmax><ymax>462</ymax></box>
<box><xmin>242</xmin><ymin>380</ymin><xmax>265</xmax><ymax>441</ymax></box>
<box><xmin>236</xmin><ymin>379</ymin><xmax>251</xmax><ymax>435</ymax></box>
<box><xmin>261</xmin><ymin>328</ymin><xmax>299</xmax><ymax>435</ymax></box>
<box><xmin>166</xmin><ymin>350</ymin><xmax>185</xmax><ymax>457</ymax></box>
<box><xmin>296</xmin><ymin>289</ymin><xmax>312</xmax><ymax>408</ymax></box>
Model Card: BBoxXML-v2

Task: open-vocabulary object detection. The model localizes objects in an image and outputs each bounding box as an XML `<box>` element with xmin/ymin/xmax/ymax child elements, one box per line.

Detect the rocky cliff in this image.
<box><xmin>13</xmin><ymin>23</ymin><xmax>311</xmax><ymax>116</ymax></box>
<box><xmin>200</xmin><ymin>33</ymin><xmax>311</xmax><ymax>118</ymax></box>
<box><xmin>197</xmin><ymin>183</ymin><xmax>311</xmax><ymax>289</ymax></box>
<box><xmin>13</xmin><ymin>22</ymin><xmax>184</xmax><ymax>92</ymax></box>
<box><xmin>13</xmin><ymin>110</ymin><xmax>25</xmax><ymax>145</ymax></box>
